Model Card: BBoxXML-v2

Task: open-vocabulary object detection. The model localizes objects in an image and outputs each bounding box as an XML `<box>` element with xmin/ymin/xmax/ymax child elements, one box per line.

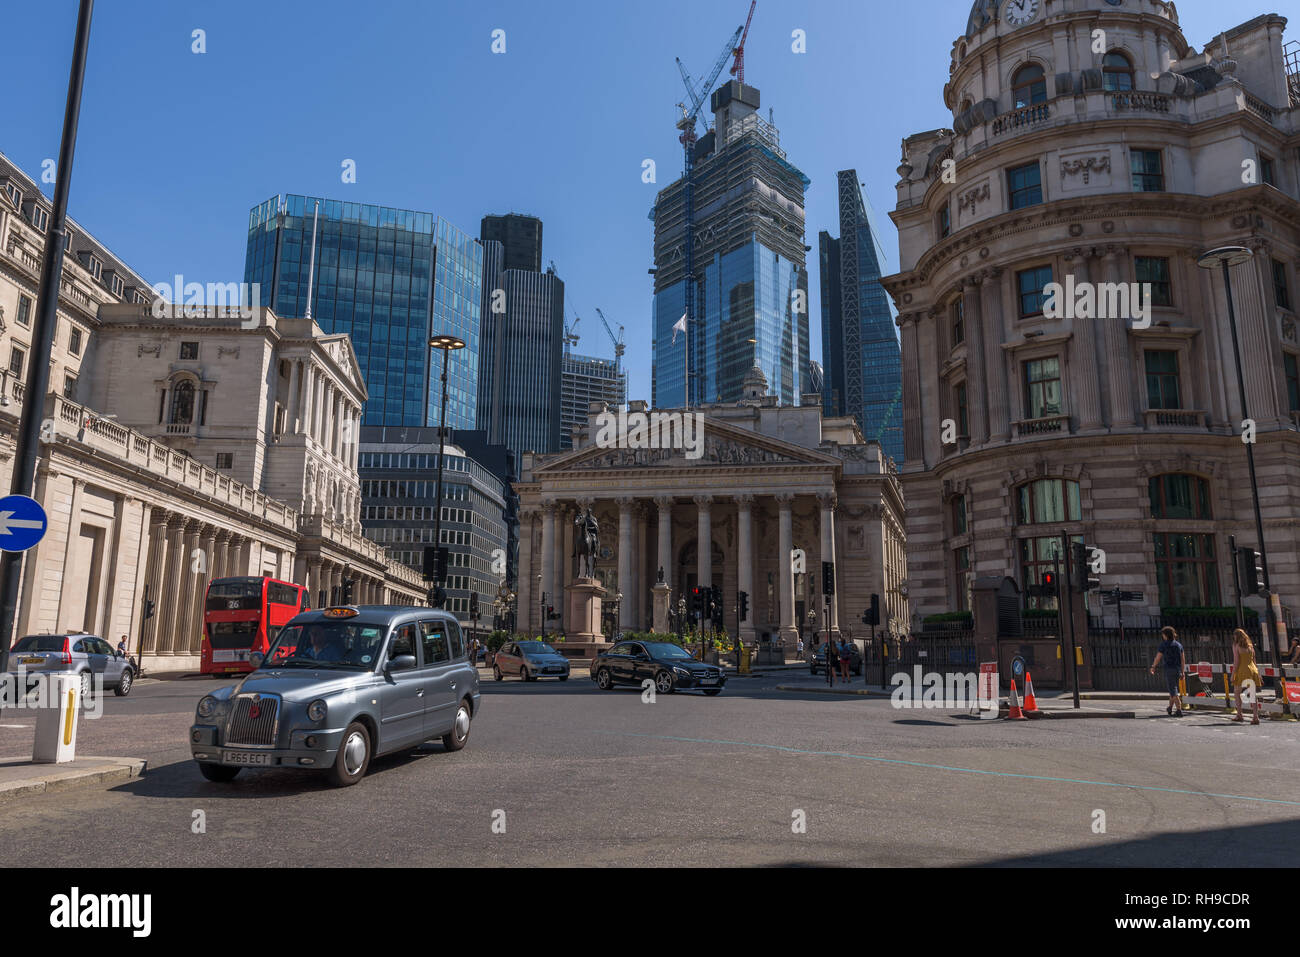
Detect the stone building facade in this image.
<box><xmin>0</xmin><ymin>152</ymin><xmax>423</xmax><ymax>669</ymax></box>
<box><xmin>513</xmin><ymin>368</ymin><xmax>908</xmax><ymax>648</ymax></box>
<box><xmin>882</xmin><ymin>2</ymin><xmax>1300</xmax><ymax>637</ymax></box>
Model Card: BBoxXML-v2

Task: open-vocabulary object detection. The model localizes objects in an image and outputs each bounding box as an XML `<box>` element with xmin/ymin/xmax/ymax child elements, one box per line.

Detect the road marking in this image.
<box><xmin>596</xmin><ymin>731</ymin><xmax>1300</xmax><ymax>809</ymax></box>
<box><xmin>0</xmin><ymin>724</ymin><xmax>29</xmax><ymax>729</ymax></box>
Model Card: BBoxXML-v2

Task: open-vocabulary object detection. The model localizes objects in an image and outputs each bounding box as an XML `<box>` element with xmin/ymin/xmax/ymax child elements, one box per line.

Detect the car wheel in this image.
<box><xmin>655</xmin><ymin>671</ymin><xmax>676</xmax><ymax>695</ymax></box>
<box><xmin>703</xmin><ymin>688</ymin><xmax>722</xmax><ymax>697</ymax></box>
<box><xmin>329</xmin><ymin>722</ymin><xmax>371</xmax><ymax>787</ymax></box>
<box><xmin>197</xmin><ymin>762</ymin><xmax>240</xmax><ymax>783</ymax></box>
<box><xmin>114</xmin><ymin>668</ymin><xmax>133</xmax><ymax>697</ymax></box>
<box><xmin>596</xmin><ymin>668</ymin><xmax>613</xmax><ymax>690</ymax></box>
<box><xmin>442</xmin><ymin>699</ymin><xmax>472</xmax><ymax>752</ymax></box>
<box><xmin>493</xmin><ymin>665</ymin><xmax>503</xmax><ymax>682</ymax></box>
<box><xmin>78</xmin><ymin>671</ymin><xmax>93</xmax><ymax>704</ymax></box>
<box><xmin>522</xmin><ymin>667</ymin><xmax>534</xmax><ymax>682</ymax></box>
<box><xmin>559</xmin><ymin>675</ymin><xmax>569</xmax><ymax>682</ymax></box>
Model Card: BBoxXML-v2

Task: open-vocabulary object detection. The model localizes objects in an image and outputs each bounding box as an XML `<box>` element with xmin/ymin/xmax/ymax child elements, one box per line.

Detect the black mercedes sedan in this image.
<box><xmin>591</xmin><ymin>640</ymin><xmax>726</xmax><ymax>696</ymax></box>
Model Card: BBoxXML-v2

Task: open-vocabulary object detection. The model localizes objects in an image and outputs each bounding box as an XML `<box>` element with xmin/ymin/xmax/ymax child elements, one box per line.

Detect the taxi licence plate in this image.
<box><xmin>221</xmin><ymin>751</ymin><xmax>270</xmax><ymax>766</ymax></box>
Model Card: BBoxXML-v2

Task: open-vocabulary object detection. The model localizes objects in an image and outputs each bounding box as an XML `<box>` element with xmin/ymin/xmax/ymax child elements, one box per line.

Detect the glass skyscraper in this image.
<box><xmin>651</xmin><ymin>82</ymin><xmax>810</xmax><ymax>409</ymax></box>
<box><xmin>245</xmin><ymin>195</ymin><xmax>482</xmax><ymax>429</ymax></box>
<box><xmin>819</xmin><ymin>169</ymin><xmax>903</xmax><ymax>464</ymax></box>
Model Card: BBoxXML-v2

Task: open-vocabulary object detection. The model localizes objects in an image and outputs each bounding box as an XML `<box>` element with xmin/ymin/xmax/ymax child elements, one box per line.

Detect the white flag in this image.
<box><xmin>671</xmin><ymin>313</ymin><xmax>687</xmax><ymax>345</ymax></box>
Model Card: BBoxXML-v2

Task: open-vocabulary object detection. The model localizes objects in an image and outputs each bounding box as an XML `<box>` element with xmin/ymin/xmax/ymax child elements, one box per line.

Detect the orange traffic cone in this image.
<box><xmin>1007</xmin><ymin>679</ymin><xmax>1029</xmax><ymax>720</ymax></box>
<box><xmin>1023</xmin><ymin>672</ymin><xmax>1040</xmax><ymax>714</ymax></box>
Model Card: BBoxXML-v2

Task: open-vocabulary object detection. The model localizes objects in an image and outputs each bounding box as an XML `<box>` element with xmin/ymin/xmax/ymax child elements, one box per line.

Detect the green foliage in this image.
<box><xmin>486</xmin><ymin>630</ymin><xmax>511</xmax><ymax>653</ymax></box>
<box><xmin>923</xmin><ymin>612</ymin><xmax>973</xmax><ymax>625</ymax></box>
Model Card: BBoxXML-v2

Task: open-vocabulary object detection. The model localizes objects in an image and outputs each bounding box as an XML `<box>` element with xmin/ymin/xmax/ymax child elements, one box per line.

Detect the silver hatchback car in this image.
<box><xmin>189</xmin><ymin>606</ymin><xmax>480</xmax><ymax>787</ymax></box>
<box><xmin>7</xmin><ymin>633</ymin><xmax>136</xmax><ymax>700</ymax></box>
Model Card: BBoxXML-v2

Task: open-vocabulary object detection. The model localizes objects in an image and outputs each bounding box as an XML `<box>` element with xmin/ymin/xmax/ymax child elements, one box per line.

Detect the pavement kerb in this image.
<box><xmin>0</xmin><ymin>756</ymin><xmax>146</xmax><ymax>802</ymax></box>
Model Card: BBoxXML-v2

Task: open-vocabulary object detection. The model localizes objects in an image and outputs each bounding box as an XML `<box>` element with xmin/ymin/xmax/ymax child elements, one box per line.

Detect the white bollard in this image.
<box><xmin>33</xmin><ymin>673</ymin><xmax>79</xmax><ymax>763</ymax></box>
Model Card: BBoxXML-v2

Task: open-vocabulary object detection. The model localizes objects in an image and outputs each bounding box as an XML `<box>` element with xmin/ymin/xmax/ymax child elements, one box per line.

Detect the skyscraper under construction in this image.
<box><xmin>650</xmin><ymin>80</ymin><xmax>810</xmax><ymax>409</ymax></box>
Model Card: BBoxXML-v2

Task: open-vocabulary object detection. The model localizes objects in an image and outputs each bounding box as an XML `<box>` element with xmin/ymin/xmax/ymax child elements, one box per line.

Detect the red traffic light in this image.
<box><xmin>1042</xmin><ymin>572</ymin><xmax>1055</xmax><ymax>586</ymax></box>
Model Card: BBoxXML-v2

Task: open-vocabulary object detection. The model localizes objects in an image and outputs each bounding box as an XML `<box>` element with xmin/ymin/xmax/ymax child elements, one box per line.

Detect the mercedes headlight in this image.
<box><xmin>307</xmin><ymin>699</ymin><xmax>328</xmax><ymax>722</ymax></box>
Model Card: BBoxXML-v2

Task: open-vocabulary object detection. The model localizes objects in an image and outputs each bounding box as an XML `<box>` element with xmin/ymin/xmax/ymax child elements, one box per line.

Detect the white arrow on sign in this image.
<box><xmin>0</xmin><ymin>511</ymin><xmax>43</xmax><ymax>536</ymax></box>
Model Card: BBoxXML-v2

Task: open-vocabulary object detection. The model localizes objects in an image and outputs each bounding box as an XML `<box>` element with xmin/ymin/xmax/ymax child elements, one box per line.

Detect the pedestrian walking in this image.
<box><xmin>838</xmin><ymin>637</ymin><xmax>852</xmax><ymax>682</ymax></box>
<box><xmin>797</xmin><ymin>635</ymin><xmax>804</xmax><ymax>658</ymax></box>
<box><xmin>1287</xmin><ymin>636</ymin><xmax>1300</xmax><ymax>666</ymax></box>
<box><xmin>1231</xmin><ymin>628</ymin><xmax>1263</xmax><ymax>725</ymax></box>
<box><xmin>117</xmin><ymin>635</ymin><xmax>128</xmax><ymax>657</ymax></box>
<box><xmin>1148</xmin><ymin>625</ymin><xmax>1184</xmax><ymax>717</ymax></box>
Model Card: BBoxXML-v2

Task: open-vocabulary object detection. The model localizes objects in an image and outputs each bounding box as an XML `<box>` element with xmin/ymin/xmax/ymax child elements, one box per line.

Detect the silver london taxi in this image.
<box><xmin>189</xmin><ymin>605</ymin><xmax>480</xmax><ymax>787</ymax></box>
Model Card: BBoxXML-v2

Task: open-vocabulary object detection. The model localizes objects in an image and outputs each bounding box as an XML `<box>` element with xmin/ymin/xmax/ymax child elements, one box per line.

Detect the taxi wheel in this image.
<box><xmin>198</xmin><ymin>762</ymin><xmax>240</xmax><ymax>782</ymax></box>
<box><xmin>596</xmin><ymin>668</ymin><xmax>613</xmax><ymax>690</ymax></box>
<box><xmin>493</xmin><ymin>665</ymin><xmax>503</xmax><ymax>681</ymax></box>
<box><xmin>442</xmin><ymin>699</ymin><xmax>472</xmax><ymax>752</ymax></box>
<box><xmin>329</xmin><ymin>722</ymin><xmax>371</xmax><ymax>787</ymax></box>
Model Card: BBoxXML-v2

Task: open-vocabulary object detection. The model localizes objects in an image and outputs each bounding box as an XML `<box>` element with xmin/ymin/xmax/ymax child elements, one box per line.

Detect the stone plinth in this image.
<box><xmin>652</xmin><ymin>582</ymin><xmax>672</xmax><ymax>634</ymax></box>
<box><xmin>566</xmin><ymin>577</ymin><xmax>607</xmax><ymax>643</ymax></box>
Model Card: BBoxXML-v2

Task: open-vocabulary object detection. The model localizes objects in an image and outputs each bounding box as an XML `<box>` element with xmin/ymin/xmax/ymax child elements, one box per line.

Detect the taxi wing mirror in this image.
<box><xmin>386</xmin><ymin>654</ymin><xmax>417</xmax><ymax>673</ymax></box>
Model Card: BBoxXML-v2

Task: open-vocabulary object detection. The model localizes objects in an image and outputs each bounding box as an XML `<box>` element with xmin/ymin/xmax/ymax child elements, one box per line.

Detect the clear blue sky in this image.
<box><xmin>8</xmin><ymin>0</ymin><xmax>1232</xmax><ymax>404</ymax></box>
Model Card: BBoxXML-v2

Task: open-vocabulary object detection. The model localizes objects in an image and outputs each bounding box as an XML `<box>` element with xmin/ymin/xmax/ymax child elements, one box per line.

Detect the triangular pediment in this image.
<box><xmin>536</xmin><ymin>416</ymin><xmax>841</xmax><ymax>474</ymax></box>
<box><xmin>320</xmin><ymin>334</ymin><xmax>367</xmax><ymax>400</ymax></box>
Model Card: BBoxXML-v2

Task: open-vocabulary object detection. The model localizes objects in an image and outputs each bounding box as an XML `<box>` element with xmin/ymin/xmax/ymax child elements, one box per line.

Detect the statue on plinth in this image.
<box><xmin>574</xmin><ymin>507</ymin><xmax>600</xmax><ymax>580</ymax></box>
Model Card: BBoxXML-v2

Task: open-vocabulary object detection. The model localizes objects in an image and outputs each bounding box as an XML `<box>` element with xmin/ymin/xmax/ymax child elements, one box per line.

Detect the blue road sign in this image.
<box><xmin>0</xmin><ymin>495</ymin><xmax>47</xmax><ymax>552</ymax></box>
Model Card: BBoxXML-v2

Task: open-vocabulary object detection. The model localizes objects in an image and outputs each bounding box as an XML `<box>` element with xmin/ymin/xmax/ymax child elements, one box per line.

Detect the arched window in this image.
<box><xmin>1103</xmin><ymin>51</ymin><xmax>1134</xmax><ymax>91</ymax></box>
<box><xmin>169</xmin><ymin>379</ymin><xmax>195</xmax><ymax>425</ymax></box>
<box><xmin>1012</xmin><ymin>64</ymin><xmax>1047</xmax><ymax>109</ymax></box>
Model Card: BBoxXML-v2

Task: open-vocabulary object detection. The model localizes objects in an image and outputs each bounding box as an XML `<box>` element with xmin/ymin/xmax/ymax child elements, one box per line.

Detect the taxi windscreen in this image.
<box><xmin>266</xmin><ymin>622</ymin><xmax>387</xmax><ymax>670</ymax></box>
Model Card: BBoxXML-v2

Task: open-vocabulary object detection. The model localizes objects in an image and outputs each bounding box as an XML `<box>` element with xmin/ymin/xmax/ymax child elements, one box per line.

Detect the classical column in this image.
<box><xmin>1100</xmin><ymin>246</ymin><xmax>1136</xmax><ymax>428</ymax></box>
<box><xmin>213</xmin><ymin>530</ymin><xmax>231</xmax><ymax>584</ymax></box>
<box><xmin>156</xmin><ymin>516</ymin><xmax>186</xmax><ymax>655</ymax></box>
<box><xmin>962</xmin><ymin>276</ymin><xmax>989</xmax><ymax>444</ymax></box>
<box><xmin>737</xmin><ymin>495</ymin><xmax>755</xmax><ymax>642</ymax></box>
<box><xmin>655</xmin><ymin>496</ymin><xmax>673</xmax><ymax>592</ymax></box>
<box><xmin>1242</xmin><ymin>242</ymin><xmax>1283</xmax><ymax>425</ymax></box>
<box><xmin>557</xmin><ymin>504</ymin><xmax>571</xmax><ymax>630</ymax></box>
<box><xmin>1064</xmin><ymin>248</ymin><xmax>1104</xmax><ymax>431</ymax></box>
<box><xmin>287</xmin><ymin>357</ymin><xmax>301</xmax><ymax>433</ymax></box>
<box><xmin>633</xmin><ymin>504</ymin><xmax>648</xmax><ymax>630</ymax></box>
<box><xmin>540</xmin><ymin>503</ymin><xmax>556</xmax><ymax>618</ymax></box>
<box><xmin>695</xmin><ymin>495</ymin><xmax>713</xmax><ymax>627</ymax></box>
<box><xmin>55</xmin><ymin>478</ymin><xmax>87</xmax><ymax>624</ymax></box>
<box><xmin>818</xmin><ymin>492</ymin><xmax>840</xmax><ymax>636</ymax></box>
<box><xmin>173</xmin><ymin>520</ymin><xmax>202</xmax><ymax>655</ymax></box>
<box><xmin>517</xmin><ymin>509</ymin><xmax>533</xmax><ymax>632</ymax></box>
<box><xmin>617</xmin><ymin>498</ymin><xmax>635</xmax><ymax>631</ymax></box>
<box><xmin>187</xmin><ymin>525</ymin><xmax>218</xmax><ymax>655</ymax></box>
<box><xmin>141</xmin><ymin>510</ymin><xmax>171</xmax><ymax>654</ymax></box>
<box><xmin>899</xmin><ymin>314</ymin><xmax>925</xmax><ymax>465</ymax></box>
<box><xmin>776</xmin><ymin>494</ymin><xmax>797</xmax><ymax>641</ymax></box>
<box><xmin>980</xmin><ymin>268</ymin><xmax>1010</xmax><ymax>442</ymax></box>
<box><xmin>307</xmin><ymin>558</ymin><xmax>323</xmax><ymax>608</ymax></box>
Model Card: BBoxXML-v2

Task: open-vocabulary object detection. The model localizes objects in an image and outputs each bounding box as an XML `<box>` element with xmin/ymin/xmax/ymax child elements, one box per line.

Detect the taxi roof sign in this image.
<box><xmin>322</xmin><ymin>606</ymin><xmax>359</xmax><ymax>619</ymax></box>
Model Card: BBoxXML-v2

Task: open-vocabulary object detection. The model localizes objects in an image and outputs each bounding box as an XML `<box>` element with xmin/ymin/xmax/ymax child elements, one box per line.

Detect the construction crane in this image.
<box><xmin>731</xmin><ymin>1</ymin><xmax>757</xmax><ymax>85</ymax></box>
<box><xmin>563</xmin><ymin>313</ymin><xmax>581</xmax><ymax>356</ymax></box>
<box><xmin>676</xmin><ymin>22</ymin><xmax>743</xmax><ymax>406</ymax></box>
<box><xmin>594</xmin><ymin>308</ymin><xmax>625</xmax><ymax>378</ymax></box>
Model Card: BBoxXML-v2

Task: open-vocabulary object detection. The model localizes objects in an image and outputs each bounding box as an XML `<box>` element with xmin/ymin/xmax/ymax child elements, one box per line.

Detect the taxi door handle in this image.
<box><xmin>417</xmin><ymin>689</ymin><xmax>425</xmax><ymax>697</ymax></box>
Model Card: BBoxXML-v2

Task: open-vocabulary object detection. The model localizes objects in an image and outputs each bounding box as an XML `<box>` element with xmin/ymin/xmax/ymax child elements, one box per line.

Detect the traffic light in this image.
<box><xmin>340</xmin><ymin>578</ymin><xmax>356</xmax><ymax>605</ymax></box>
<box><xmin>423</xmin><ymin>546</ymin><xmax>437</xmax><ymax>581</ymax></box>
<box><xmin>822</xmin><ymin>561</ymin><xmax>835</xmax><ymax>596</ymax></box>
<box><xmin>690</xmin><ymin>586</ymin><xmax>703</xmax><ymax>615</ymax></box>
<box><xmin>738</xmin><ymin>590</ymin><xmax>749</xmax><ymax>622</ymax></box>
<box><xmin>546</xmin><ymin>605</ymin><xmax>557</xmax><ymax>620</ymax></box>
<box><xmin>1237</xmin><ymin>546</ymin><xmax>1266</xmax><ymax>597</ymax></box>
<box><xmin>863</xmin><ymin>594</ymin><xmax>880</xmax><ymax>627</ymax></box>
<box><xmin>428</xmin><ymin>585</ymin><xmax>446</xmax><ymax>608</ymax></box>
<box><xmin>710</xmin><ymin>585</ymin><xmax>722</xmax><ymax>618</ymax></box>
<box><xmin>469</xmin><ymin>593</ymin><xmax>480</xmax><ymax>619</ymax></box>
<box><xmin>1028</xmin><ymin>571</ymin><xmax>1058</xmax><ymax>598</ymax></box>
<box><xmin>142</xmin><ymin>598</ymin><xmax>156</xmax><ymax>620</ymax></box>
<box><xmin>1070</xmin><ymin>542</ymin><xmax>1101</xmax><ymax>592</ymax></box>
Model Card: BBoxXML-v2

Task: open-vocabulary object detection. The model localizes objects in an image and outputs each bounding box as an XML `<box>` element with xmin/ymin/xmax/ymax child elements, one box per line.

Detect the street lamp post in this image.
<box><xmin>1196</xmin><ymin>246</ymin><xmax>1280</xmax><ymax>664</ymax></box>
<box><xmin>614</xmin><ymin>591</ymin><xmax>623</xmax><ymax>642</ymax></box>
<box><xmin>427</xmin><ymin>335</ymin><xmax>465</xmax><ymax>610</ymax></box>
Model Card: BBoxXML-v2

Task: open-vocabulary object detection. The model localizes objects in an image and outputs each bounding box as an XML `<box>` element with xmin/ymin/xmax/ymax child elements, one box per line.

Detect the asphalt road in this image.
<box><xmin>0</xmin><ymin>671</ymin><xmax>1296</xmax><ymax>867</ymax></box>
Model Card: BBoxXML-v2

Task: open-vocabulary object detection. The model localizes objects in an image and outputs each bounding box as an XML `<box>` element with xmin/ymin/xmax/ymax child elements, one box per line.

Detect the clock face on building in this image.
<box><xmin>1004</xmin><ymin>0</ymin><xmax>1041</xmax><ymax>27</ymax></box>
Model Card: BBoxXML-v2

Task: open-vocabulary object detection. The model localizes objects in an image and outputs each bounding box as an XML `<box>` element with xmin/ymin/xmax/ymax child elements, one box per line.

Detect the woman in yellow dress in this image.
<box><xmin>1231</xmin><ymin>628</ymin><xmax>1262</xmax><ymax>725</ymax></box>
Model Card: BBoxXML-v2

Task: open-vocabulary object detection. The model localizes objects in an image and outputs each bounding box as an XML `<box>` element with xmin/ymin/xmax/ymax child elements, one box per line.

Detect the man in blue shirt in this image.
<box><xmin>1149</xmin><ymin>626</ymin><xmax>1185</xmax><ymax>717</ymax></box>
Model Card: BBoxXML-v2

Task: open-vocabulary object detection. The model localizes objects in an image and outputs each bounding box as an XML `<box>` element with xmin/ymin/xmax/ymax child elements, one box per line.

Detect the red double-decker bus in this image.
<box><xmin>201</xmin><ymin>576</ymin><xmax>309</xmax><ymax>675</ymax></box>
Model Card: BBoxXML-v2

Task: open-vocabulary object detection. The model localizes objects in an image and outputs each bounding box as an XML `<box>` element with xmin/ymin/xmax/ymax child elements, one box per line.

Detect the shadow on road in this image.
<box><xmin>975</xmin><ymin>818</ymin><xmax>1300</xmax><ymax>867</ymax></box>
